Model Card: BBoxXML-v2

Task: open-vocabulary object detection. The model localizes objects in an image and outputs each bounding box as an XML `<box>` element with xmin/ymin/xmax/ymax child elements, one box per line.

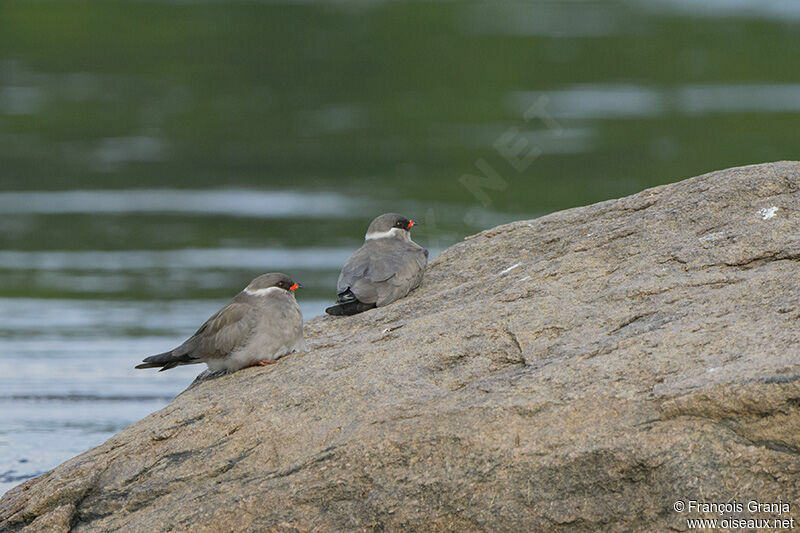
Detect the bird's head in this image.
<box><xmin>244</xmin><ymin>273</ymin><xmax>302</xmax><ymax>297</ymax></box>
<box><xmin>365</xmin><ymin>213</ymin><xmax>416</xmax><ymax>241</ymax></box>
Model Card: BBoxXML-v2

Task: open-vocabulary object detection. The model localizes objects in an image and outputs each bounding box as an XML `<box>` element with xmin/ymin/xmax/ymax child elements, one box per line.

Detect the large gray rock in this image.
<box><xmin>2</xmin><ymin>162</ymin><xmax>799</xmax><ymax>532</ymax></box>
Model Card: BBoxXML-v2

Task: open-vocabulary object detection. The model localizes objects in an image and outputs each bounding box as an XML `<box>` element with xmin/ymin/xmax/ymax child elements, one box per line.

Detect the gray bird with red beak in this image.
<box><xmin>135</xmin><ymin>273</ymin><xmax>305</xmax><ymax>372</ymax></box>
<box><xmin>326</xmin><ymin>213</ymin><xmax>428</xmax><ymax>316</ymax></box>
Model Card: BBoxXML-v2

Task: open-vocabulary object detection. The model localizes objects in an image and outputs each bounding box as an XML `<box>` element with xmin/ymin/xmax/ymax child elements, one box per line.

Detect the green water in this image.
<box><xmin>2</xmin><ymin>2</ymin><xmax>799</xmax><ymax>205</ymax></box>
<box><xmin>2</xmin><ymin>1</ymin><xmax>799</xmax><ymax>297</ymax></box>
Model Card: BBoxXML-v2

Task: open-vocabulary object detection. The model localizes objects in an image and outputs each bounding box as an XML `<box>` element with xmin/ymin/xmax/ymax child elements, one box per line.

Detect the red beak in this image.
<box><xmin>407</xmin><ymin>220</ymin><xmax>416</xmax><ymax>229</ymax></box>
<box><xmin>289</xmin><ymin>283</ymin><xmax>301</xmax><ymax>291</ymax></box>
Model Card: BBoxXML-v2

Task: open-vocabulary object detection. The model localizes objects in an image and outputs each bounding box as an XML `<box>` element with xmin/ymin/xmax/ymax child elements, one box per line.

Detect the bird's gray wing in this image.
<box><xmin>339</xmin><ymin>241</ymin><xmax>427</xmax><ymax>306</ymax></box>
<box><xmin>338</xmin><ymin>244</ymin><xmax>389</xmax><ymax>289</ymax></box>
<box><xmin>174</xmin><ymin>302</ymin><xmax>258</xmax><ymax>361</ymax></box>
<box><xmin>373</xmin><ymin>244</ymin><xmax>428</xmax><ymax>306</ymax></box>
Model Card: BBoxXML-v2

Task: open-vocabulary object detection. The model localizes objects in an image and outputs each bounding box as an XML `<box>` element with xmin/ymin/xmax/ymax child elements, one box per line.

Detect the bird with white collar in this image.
<box><xmin>326</xmin><ymin>213</ymin><xmax>428</xmax><ymax>316</ymax></box>
<box><xmin>135</xmin><ymin>273</ymin><xmax>305</xmax><ymax>373</ymax></box>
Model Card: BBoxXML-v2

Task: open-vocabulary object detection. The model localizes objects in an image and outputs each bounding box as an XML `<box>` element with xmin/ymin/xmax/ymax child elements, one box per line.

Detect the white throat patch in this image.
<box><xmin>365</xmin><ymin>227</ymin><xmax>407</xmax><ymax>241</ymax></box>
<box><xmin>244</xmin><ymin>286</ymin><xmax>285</xmax><ymax>296</ymax></box>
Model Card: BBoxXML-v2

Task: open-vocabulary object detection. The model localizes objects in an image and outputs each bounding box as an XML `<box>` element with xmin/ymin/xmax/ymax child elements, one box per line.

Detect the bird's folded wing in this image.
<box><xmin>175</xmin><ymin>302</ymin><xmax>258</xmax><ymax>360</ymax></box>
<box><xmin>372</xmin><ymin>247</ymin><xmax>427</xmax><ymax>305</ymax></box>
<box><xmin>362</xmin><ymin>242</ymin><xmax>423</xmax><ymax>283</ymax></box>
<box><xmin>337</xmin><ymin>244</ymin><xmax>392</xmax><ymax>293</ymax></box>
<box><xmin>339</xmin><ymin>242</ymin><xmax>428</xmax><ymax>304</ymax></box>
<box><xmin>384</xmin><ymin>250</ymin><xmax>426</xmax><ymax>291</ymax></box>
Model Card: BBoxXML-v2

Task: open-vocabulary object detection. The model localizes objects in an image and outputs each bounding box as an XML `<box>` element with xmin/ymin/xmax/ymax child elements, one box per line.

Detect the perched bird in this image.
<box><xmin>135</xmin><ymin>273</ymin><xmax>305</xmax><ymax>373</ymax></box>
<box><xmin>326</xmin><ymin>213</ymin><xmax>428</xmax><ymax>316</ymax></box>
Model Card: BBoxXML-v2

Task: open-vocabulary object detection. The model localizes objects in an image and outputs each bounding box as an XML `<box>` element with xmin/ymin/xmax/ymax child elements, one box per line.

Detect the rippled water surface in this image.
<box><xmin>1</xmin><ymin>0</ymin><xmax>799</xmax><ymax>495</ymax></box>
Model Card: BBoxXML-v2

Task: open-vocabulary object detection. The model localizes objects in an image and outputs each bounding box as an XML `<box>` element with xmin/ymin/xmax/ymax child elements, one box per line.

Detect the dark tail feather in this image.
<box><xmin>135</xmin><ymin>350</ymin><xmax>196</xmax><ymax>371</ymax></box>
<box><xmin>325</xmin><ymin>289</ymin><xmax>376</xmax><ymax>316</ymax></box>
<box><xmin>325</xmin><ymin>300</ymin><xmax>376</xmax><ymax>316</ymax></box>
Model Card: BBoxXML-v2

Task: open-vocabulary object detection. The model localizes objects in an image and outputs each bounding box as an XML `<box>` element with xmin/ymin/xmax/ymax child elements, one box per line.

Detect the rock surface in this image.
<box><xmin>2</xmin><ymin>162</ymin><xmax>799</xmax><ymax>532</ymax></box>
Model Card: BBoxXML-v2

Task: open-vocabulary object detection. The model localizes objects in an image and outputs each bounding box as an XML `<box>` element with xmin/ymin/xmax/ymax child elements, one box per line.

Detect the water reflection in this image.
<box><xmin>0</xmin><ymin>189</ymin><xmax>358</xmax><ymax>217</ymax></box>
<box><xmin>510</xmin><ymin>84</ymin><xmax>800</xmax><ymax>120</ymax></box>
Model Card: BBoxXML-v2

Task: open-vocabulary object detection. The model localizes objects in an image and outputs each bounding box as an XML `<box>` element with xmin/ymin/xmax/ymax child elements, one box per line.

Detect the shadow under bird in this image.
<box><xmin>326</xmin><ymin>213</ymin><xmax>428</xmax><ymax>316</ymax></box>
<box><xmin>135</xmin><ymin>273</ymin><xmax>305</xmax><ymax>373</ymax></box>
